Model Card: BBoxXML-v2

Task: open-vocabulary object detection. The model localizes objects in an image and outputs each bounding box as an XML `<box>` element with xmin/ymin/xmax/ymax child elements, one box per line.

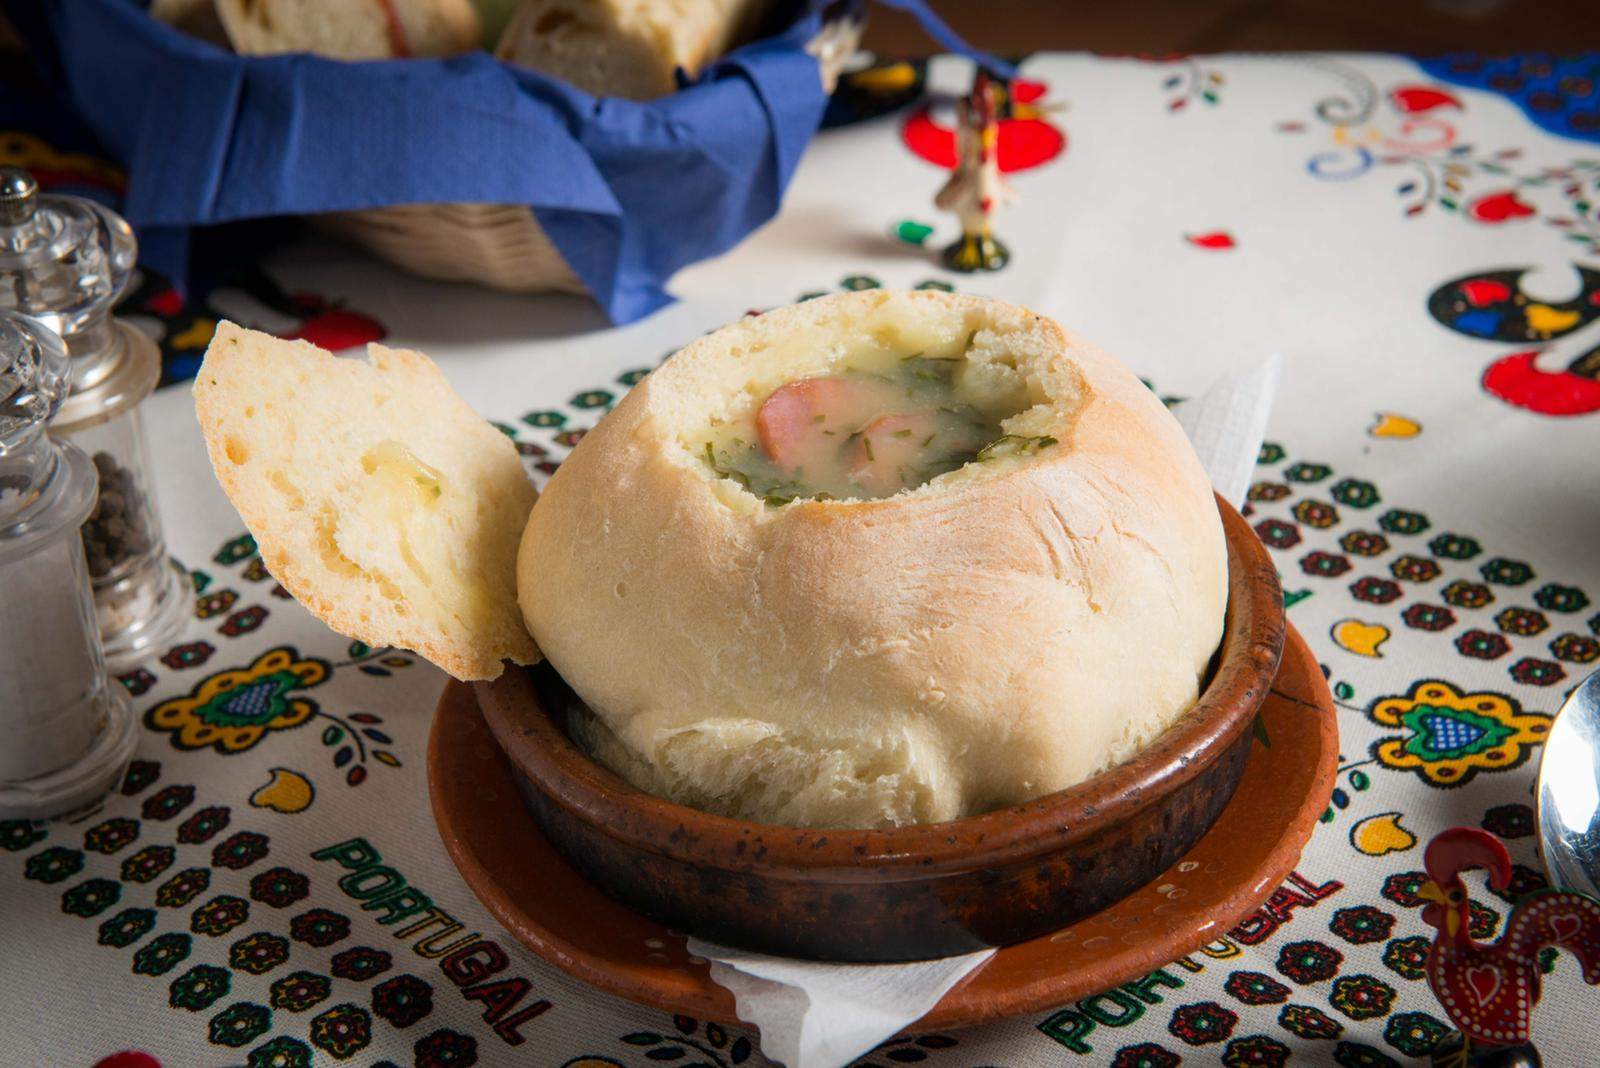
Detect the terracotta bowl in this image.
<box><xmin>475</xmin><ymin>496</ymin><xmax>1284</xmax><ymax>963</ymax></box>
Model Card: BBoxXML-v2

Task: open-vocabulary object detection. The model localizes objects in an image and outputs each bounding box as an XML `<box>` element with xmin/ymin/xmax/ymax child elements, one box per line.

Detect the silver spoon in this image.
<box><xmin>1536</xmin><ymin>668</ymin><xmax>1600</xmax><ymax>897</ymax></box>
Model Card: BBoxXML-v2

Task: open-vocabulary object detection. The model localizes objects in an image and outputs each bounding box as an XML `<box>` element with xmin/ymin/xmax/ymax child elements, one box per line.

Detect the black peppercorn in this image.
<box><xmin>81</xmin><ymin>451</ymin><xmax>154</xmax><ymax>579</ymax></box>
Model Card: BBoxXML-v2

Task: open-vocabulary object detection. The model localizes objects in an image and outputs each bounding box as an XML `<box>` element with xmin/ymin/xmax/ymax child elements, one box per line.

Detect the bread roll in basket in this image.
<box><xmin>166</xmin><ymin>0</ymin><xmax>858</xmax><ymax>296</ymax></box>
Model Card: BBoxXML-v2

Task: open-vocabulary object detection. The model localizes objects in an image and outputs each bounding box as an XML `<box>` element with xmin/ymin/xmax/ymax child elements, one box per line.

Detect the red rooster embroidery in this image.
<box><xmin>1419</xmin><ymin>827</ymin><xmax>1600</xmax><ymax>1064</ymax></box>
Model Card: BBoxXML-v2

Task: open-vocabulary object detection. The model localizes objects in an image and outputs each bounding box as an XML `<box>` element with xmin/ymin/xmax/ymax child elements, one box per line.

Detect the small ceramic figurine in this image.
<box><xmin>935</xmin><ymin>71</ymin><xmax>1016</xmax><ymax>272</ymax></box>
<box><xmin>1417</xmin><ymin>827</ymin><xmax>1600</xmax><ymax>1067</ymax></box>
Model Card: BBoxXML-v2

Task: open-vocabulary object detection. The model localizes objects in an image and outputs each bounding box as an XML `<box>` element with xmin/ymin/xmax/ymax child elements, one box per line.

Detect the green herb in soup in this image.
<box><xmin>701</xmin><ymin>348</ymin><xmax>1049</xmax><ymax>503</ymax></box>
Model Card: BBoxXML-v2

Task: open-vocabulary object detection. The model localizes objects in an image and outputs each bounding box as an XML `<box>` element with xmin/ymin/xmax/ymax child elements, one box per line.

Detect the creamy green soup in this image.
<box><xmin>701</xmin><ymin>343</ymin><xmax>1051</xmax><ymax>504</ymax></box>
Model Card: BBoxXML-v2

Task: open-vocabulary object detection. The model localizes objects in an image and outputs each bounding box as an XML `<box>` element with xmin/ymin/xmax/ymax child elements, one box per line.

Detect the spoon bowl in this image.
<box><xmin>1536</xmin><ymin>669</ymin><xmax>1600</xmax><ymax>897</ymax></box>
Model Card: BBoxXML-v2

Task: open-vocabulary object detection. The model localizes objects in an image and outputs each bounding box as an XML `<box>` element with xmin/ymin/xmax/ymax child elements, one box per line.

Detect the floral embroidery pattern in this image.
<box><xmin>209</xmin><ymin>1001</ymin><xmax>272</xmax><ymax>1048</ymax></box>
<box><xmin>249</xmin><ymin>867</ymin><xmax>310</xmax><ymax>908</ymax></box>
<box><xmin>247</xmin><ymin>1036</ymin><xmax>312</xmax><ymax>1068</ymax></box>
<box><xmin>1277</xmin><ymin>940</ymin><xmax>1343</xmax><ymax>984</ymax></box>
<box><xmin>133</xmin><ymin>933</ymin><xmax>192</xmax><ymax>977</ymax></box>
<box><xmin>413</xmin><ymin>1028</ymin><xmax>478</xmax><ymax>1068</ymax></box>
<box><xmin>25</xmin><ymin>847</ymin><xmax>84</xmax><ymax>884</ymax></box>
<box><xmin>84</xmin><ymin>817</ymin><xmax>140</xmax><ymax>853</ymax></box>
<box><xmin>289</xmin><ymin>908</ymin><xmax>350</xmax><ymax>948</ymax></box>
<box><xmin>372</xmin><ymin>973</ymin><xmax>434</xmax><ymax>1028</ymax></box>
<box><xmin>1168</xmin><ymin>1002</ymin><xmax>1238</xmax><ymax>1046</ymax></box>
<box><xmin>330</xmin><ymin>946</ymin><xmax>392</xmax><ymax>982</ymax></box>
<box><xmin>146</xmin><ymin>646</ymin><xmax>329</xmax><ymax>753</ymax></box>
<box><xmin>62</xmin><ymin>878</ymin><xmax>121</xmax><ymax>918</ymax></box>
<box><xmin>1225</xmin><ymin>971</ymin><xmax>1291</xmax><ymax>1006</ymax></box>
<box><xmin>191</xmin><ymin>895</ymin><xmax>251</xmax><ymax>937</ymax></box>
<box><xmin>230</xmin><ymin>932</ymin><xmax>290</xmax><ymax>975</ymax></box>
<box><xmin>1381</xmin><ymin>1011</ymin><xmax>1449</xmax><ymax>1056</ymax></box>
<box><xmin>1279</xmin><ymin>1004</ymin><xmax>1343</xmax><ymax>1040</ymax></box>
<box><xmin>122</xmin><ymin>845</ymin><xmax>175</xmax><ymax>884</ymax></box>
<box><xmin>155</xmin><ymin>868</ymin><xmax>211</xmax><ymax>908</ymax></box>
<box><xmin>1329</xmin><ymin>975</ymin><xmax>1396</xmax><ymax>1021</ymax></box>
<box><xmin>269</xmin><ymin>971</ymin><xmax>332</xmax><ymax>1013</ymax></box>
<box><xmin>309</xmin><ymin>1003</ymin><xmax>372</xmax><ymax>1060</ymax></box>
<box><xmin>1367</xmin><ymin>679</ymin><xmax>1551</xmax><ymax>786</ymax></box>
<box><xmin>1329</xmin><ymin>906</ymin><xmax>1395</xmax><ymax>945</ymax></box>
<box><xmin>1381</xmin><ymin>936</ymin><xmax>1431</xmax><ymax>980</ymax></box>
<box><xmin>98</xmin><ymin>907</ymin><xmax>156</xmax><ymax>949</ymax></box>
<box><xmin>177</xmin><ymin>806</ymin><xmax>231</xmax><ymax>844</ymax></box>
<box><xmin>169</xmin><ymin>965</ymin><xmax>231</xmax><ymax>1011</ymax></box>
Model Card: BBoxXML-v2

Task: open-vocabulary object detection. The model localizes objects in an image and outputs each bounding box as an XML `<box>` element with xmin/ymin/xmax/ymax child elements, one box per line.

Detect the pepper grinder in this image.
<box><xmin>0</xmin><ymin>312</ymin><xmax>137</xmax><ymax>819</ymax></box>
<box><xmin>0</xmin><ymin>167</ymin><xmax>188</xmax><ymax>665</ymax></box>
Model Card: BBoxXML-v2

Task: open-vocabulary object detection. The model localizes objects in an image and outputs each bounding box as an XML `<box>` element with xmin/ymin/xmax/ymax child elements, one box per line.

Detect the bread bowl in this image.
<box><xmin>518</xmin><ymin>289</ymin><xmax>1228</xmax><ymax>828</ymax></box>
<box><xmin>480</xmin><ymin>495</ymin><xmax>1280</xmax><ymax>960</ymax></box>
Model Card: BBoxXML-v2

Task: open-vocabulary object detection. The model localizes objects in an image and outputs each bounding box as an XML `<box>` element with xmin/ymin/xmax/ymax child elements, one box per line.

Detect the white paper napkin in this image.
<box><xmin>1173</xmin><ymin>355</ymin><xmax>1284</xmax><ymax>510</ymax></box>
<box><xmin>690</xmin><ymin>357</ymin><xmax>1283</xmax><ymax>1068</ymax></box>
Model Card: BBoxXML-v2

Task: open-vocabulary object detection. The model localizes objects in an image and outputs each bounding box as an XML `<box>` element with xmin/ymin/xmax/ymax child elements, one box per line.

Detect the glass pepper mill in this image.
<box><xmin>0</xmin><ymin>167</ymin><xmax>188</xmax><ymax>665</ymax></box>
<box><xmin>0</xmin><ymin>312</ymin><xmax>137</xmax><ymax>819</ymax></box>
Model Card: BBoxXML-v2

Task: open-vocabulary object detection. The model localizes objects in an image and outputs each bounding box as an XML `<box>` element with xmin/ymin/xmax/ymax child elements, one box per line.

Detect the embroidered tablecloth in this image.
<box><xmin>4</xmin><ymin>50</ymin><xmax>1599</xmax><ymax>1067</ymax></box>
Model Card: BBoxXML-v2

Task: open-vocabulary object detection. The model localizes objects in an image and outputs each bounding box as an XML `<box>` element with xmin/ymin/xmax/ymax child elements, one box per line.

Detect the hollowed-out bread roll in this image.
<box><xmin>494</xmin><ymin>0</ymin><xmax>774</xmax><ymax>99</ymax></box>
<box><xmin>517</xmin><ymin>290</ymin><xmax>1228</xmax><ymax>828</ymax></box>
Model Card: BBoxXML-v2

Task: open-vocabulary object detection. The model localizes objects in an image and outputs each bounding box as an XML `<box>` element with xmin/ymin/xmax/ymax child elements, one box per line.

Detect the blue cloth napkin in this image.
<box><xmin>8</xmin><ymin>0</ymin><xmax>837</xmax><ymax>324</ymax></box>
<box><xmin>6</xmin><ymin>0</ymin><xmax>1014</xmax><ymax>324</ymax></box>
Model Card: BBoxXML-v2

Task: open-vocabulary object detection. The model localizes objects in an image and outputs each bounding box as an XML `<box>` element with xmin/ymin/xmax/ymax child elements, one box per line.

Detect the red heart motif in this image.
<box><xmin>1465</xmin><ymin>964</ymin><xmax>1502</xmax><ymax>1005</ymax></box>
<box><xmin>94</xmin><ymin>1054</ymin><xmax>161</xmax><ymax>1068</ymax></box>
<box><xmin>1390</xmin><ymin>85</ymin><xmax>1463</xmax><ymax>113</ymax></box>
<box><xmin>1186</xmin><ymin>231</ymin><xmax>1236</xmax><ymax>250</ymax></box>
<box><xmin>1012</xmin><ymin>79</ymin><xmax>1048</xmax><ymax>105</ymax></box>
<box><xmin>280</xmin><ymin>309</ymin><xmax>388</xmax><ymax>352</ymax></box>
<box><xmin>1460</xmin><ymin>279</ymin><xmax>1512</xmax><ymax>306</ymax></box>
<box><xmin>1483</xmin><ymin>351</ymin><xmax>1600</xmax><ymax>416</ymax></box>
<box><xmin>1551</xmin><ymin>913</ymin><xmax>1583</xmax><ymax>942</ymax></box>
<box><xmin>1467</xmin><ymin>190</ymin><xmax>1536</xmax><ymax>224</ymax></box>
<box><xmin>144</xmin><ymin>287</ymin><xmax>184</xmax><ymax>318</ymax></box>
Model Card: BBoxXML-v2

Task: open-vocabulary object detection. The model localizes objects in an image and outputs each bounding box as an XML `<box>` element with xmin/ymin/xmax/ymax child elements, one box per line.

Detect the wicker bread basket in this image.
<box><xmin>315</xmin><ymin>17</ymin><xmax>861</xmax><ymax>296</ymax></box>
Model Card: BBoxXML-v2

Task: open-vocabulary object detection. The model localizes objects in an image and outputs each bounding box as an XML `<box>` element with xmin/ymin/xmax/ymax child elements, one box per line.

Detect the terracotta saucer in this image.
<box><xmin>428</xmin><ymin>625</ymin><xmax>1337</xmax><ymax>1031</ymax></box>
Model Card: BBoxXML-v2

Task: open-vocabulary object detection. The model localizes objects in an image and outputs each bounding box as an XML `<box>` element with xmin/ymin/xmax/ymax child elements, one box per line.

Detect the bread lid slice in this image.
<box><xmin>194</xmin><ymin>322</ymin><xmax>538</xmax><ymax>680</ymax></box>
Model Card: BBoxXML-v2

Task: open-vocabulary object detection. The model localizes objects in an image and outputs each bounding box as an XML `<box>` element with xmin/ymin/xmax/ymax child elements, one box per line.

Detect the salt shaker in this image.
<box><xmin>0</xmin><ymin>167</ymin><xmax>188</xmax><ymax>664</ymax></box>
<box><xmin>0</xmin><ymin>312</ymin><xmax>136</xmax><ymax>819</ymax></box>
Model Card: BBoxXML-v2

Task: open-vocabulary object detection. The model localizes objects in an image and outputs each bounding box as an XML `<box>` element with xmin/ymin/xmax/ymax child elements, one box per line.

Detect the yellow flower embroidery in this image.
<box><xmin>147</xmin><ymin>646</ymin><xmax>330</xmax><ymax>753</ymax></box>
<box><xmin>1368</xmin><ymin>679</ymin><xmax>1550</xmax><ymax>787</ymax></box>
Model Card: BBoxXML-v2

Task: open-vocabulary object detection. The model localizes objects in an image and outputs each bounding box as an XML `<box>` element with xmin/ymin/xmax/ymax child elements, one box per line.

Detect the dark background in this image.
<box><xmin>863</xmin><ymin>0</ymin><xmax>1600</xmax><ymax>56</ymax></box>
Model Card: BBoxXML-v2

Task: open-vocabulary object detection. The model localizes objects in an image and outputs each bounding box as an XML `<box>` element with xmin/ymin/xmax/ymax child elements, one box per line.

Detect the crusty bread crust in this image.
<box><xmin>494</xmin><ymin>0</ymin><xmax>774</xmax><ymax>99</ymax></box>
<box><xmin>518</xmin><ymin>290</ymin><xmax>1229</xmax><ymax>828</ymax></box>
<box><xmin>194</xmin><ymin>322</ymin><xmax>537</xmax><ymax>680</ymax></box>
<box><xmin>215</xmin><ymin>0</ymin><xmax>480</xmax><ymax>58</ymax></box>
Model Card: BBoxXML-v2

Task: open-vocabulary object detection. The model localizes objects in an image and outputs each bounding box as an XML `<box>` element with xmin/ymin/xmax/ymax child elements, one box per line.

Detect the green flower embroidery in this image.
<box><xmin>209</xmin><ymin>1002</ymin><xmax>272</xmax><ymax>1048</ymax></box>
<box><xmin>25</xmin><ymin>847</ymin><xmax>84</xmax><ymax>884</ymax></box>
<box><xmin>247</xmin><ymin>1037</ymin><xmax>313</xmax><ymax>1068</ymax></box>
<box><xmin>61</xmin><ymin>878</ymin><xmax>121</xmax><ymax>918</ymax></box>
<box><xmin>310</xmin><ymin>1003</ymin><xmax>373</xmax><ymax>1060</ymax></box>
<box><xmin>170</xmin><ymin>964</ymin><xmax>231</xmax><ymax>1011</ymax></box>
<box><xmin>1396</xmin><ymin>702</ymin><xmax>1514</xmax><ymax>761</ymax></box>
<box><xmin>133</xmin><ymin>933</ymin><xmax>192</xmax><ymax>976</ymax></box>
<box><xmin>98</xmin><ymin>907</ymin><xmax>157</xmax><ymax>948</ymax></box>
<box><xmin>147</xmin><ymin>647</ymin><xmax>328</xmax><ymax>753</ymax></box>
